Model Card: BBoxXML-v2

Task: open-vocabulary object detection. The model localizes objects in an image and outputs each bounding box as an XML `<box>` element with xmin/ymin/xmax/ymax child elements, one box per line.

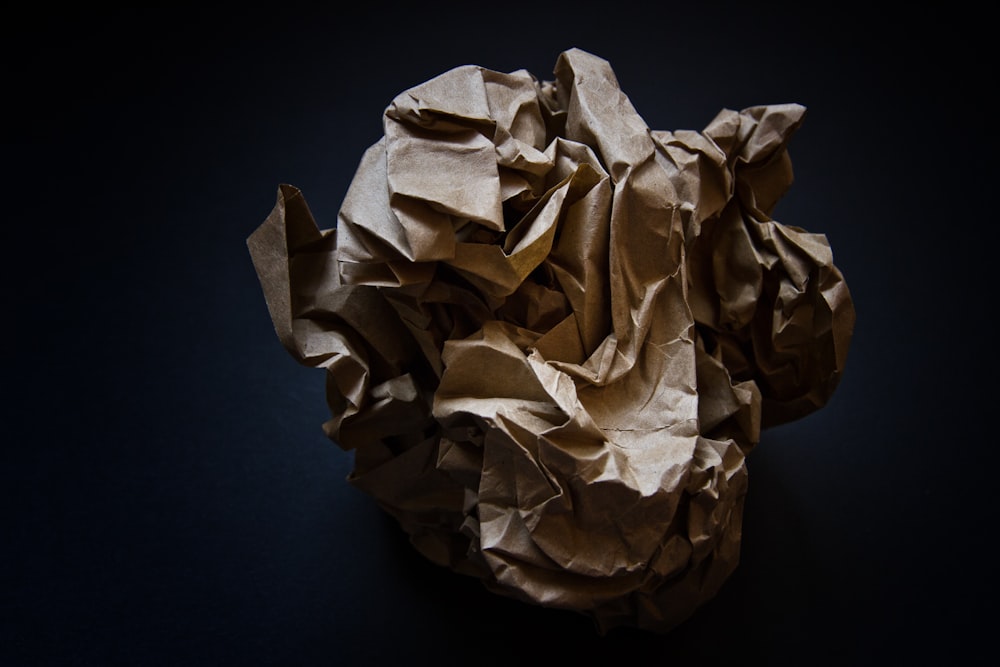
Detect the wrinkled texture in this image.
<box><xmin>248</xmin><ymin>48</ymin><xmax>854</xmax><ymax>633</ymax></box>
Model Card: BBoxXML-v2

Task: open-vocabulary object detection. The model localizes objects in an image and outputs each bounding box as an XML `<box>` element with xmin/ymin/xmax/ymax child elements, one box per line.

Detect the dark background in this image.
<box><xmin>4</xmin><ymin>5</ymin><xmax>994</xmax><ymax>665</ymax></box>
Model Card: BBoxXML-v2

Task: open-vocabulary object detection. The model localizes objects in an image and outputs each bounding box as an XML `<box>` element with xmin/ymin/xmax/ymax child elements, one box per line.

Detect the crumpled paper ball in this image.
<box><xmin>248</xmin><ymin>48</ymin><xmax>854</xmax><ymax>633</ymax></box>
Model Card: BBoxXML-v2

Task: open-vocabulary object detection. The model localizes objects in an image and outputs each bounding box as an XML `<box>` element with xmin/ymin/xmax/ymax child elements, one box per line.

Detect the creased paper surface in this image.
<box><xmin>248</xmin><ymin>48</ymin><xmax>854</xmax><ymax>633</ymax></box>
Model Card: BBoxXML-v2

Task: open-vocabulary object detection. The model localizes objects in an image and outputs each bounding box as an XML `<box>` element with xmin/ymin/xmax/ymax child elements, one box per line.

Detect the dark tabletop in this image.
<box><xmin>4</xmin><ymin>5</ymin><xmax>994</xmax><ymax>665</ymax></box>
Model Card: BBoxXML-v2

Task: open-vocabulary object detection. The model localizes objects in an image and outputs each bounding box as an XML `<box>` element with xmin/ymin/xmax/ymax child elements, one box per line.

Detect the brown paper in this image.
<box><xmin>247</xmin><ymin>48</ymin><xmax>854</xmax><ymax>633</ymax></box>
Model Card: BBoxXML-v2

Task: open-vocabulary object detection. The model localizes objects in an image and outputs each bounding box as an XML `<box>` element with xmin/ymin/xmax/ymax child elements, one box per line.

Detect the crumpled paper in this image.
<box><xmin>247</xmin><ymin>48</ymin><xmax>854</xmax><ymax>633</ymax></box>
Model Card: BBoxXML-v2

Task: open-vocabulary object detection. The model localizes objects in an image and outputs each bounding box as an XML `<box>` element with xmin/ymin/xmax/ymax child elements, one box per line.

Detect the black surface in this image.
<box><xmin>5</xmin><ymin>6</ymin><xmax>995</xmax><ymax>665</ymax></box>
